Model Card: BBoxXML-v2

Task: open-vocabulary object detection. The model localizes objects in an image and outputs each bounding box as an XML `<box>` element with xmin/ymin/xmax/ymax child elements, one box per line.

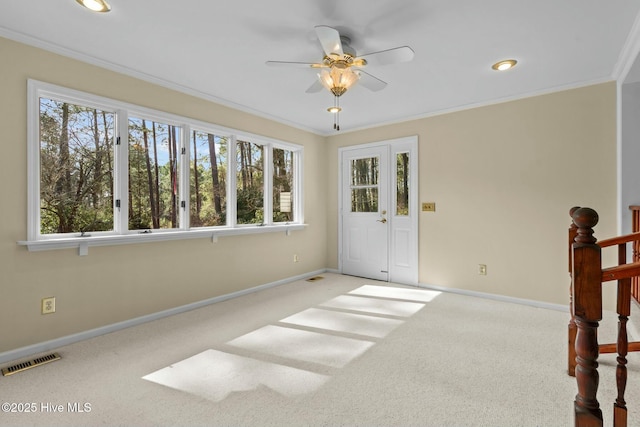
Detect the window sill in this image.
<box><xmin>17</xmin><ymin>224</ymin><xmax>307</xmax><ymax>255</ymax></box>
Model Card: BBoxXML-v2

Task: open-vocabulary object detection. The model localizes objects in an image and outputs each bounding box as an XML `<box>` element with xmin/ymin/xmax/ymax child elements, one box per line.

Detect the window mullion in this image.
<box><xmin>227</xmin><ymin>135</ymin><xmax>237</xmax><ymax>227</ymax></box>
<box><xmin>264</xmin><ymin>144</ymin><xmax>273</xmax><ymax>225</ymax></box>
<box><xmin>114</xmin><ymin>109</ymin><xmax>129</xmax><ymax>235</ymax></box>
<box><xmin>294</xmin><ymin>149</ymin><xmax>303</xmax><ymax>224</ymax></box>
<box><xmin>179</xmin><ymin>124</ymin><xmax>190</xmax><ymax>230</ymax></box>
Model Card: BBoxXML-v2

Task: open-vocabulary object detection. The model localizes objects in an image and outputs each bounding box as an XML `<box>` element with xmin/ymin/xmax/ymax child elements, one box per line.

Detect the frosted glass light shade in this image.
<box><xmin>319</xmin><ymin>66</ymin><xmax>359</xmax><ymax>97</ymax></box>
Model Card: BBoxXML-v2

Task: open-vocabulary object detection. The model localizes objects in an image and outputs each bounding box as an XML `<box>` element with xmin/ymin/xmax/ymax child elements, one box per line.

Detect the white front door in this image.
<box><xmin>339</xmin><ymin>137</ymin><xmax>418</xmax><ymax>284</ymax></box>
<box><xmin>341</xmin><ymin>145</ymin><xmax>389</xmax><ymax>281</ymax></box>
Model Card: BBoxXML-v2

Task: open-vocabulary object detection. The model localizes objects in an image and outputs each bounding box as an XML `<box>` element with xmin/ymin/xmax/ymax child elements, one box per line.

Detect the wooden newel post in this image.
<box><xmin>571</xmin><ymin>207</ymin><xmax>603</xmax><ymax>427</ymax></box>
<box><xmin>569</xmin><ymin>206</ymin><xmax>580</xmax><ymax>376</ymax></box>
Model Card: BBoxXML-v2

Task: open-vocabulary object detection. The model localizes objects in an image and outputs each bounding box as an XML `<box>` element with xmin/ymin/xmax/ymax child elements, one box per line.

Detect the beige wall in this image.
<box><xmin>0</xmin><ymin>37</ymin><xmax>328</xmax><ymax>353</ymax></box>
<box><xmin>0</xmin><ymin>34</ymin><xmax>619</xmax><ymax>356</ymax></box>
<box><xmin>326</xmin><ymin>82</ymin><xmax>618</xmax><ymax>307</ymax></box>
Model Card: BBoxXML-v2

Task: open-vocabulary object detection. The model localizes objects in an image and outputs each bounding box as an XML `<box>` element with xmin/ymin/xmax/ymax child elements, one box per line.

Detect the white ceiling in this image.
<box><xmin>2</xmin><ymin>1</ymin><xmax>640</xmax><ymax>135</ymax></box>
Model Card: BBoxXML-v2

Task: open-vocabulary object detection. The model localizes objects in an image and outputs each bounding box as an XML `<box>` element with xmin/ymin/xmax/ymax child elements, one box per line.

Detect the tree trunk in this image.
<box><xmin>208</xmin><ymin>133</ymin><xmax>222</xmax><ymax>216</ymax></box>
<box><xmin>143</xmin><ymin>119</ymin><xmax>159</xmax><ymax>229</ymax></box>
<box><xmin>56</xmin><ymin>103</ymin><xmax>72</xmax><ymax>232</ymax></box>
<box><xmin>152</xmin><ymin>123</ymin><xmax>160</xmax><ymax>226</ymax></box>
<box><xmin>239</xmin><ymin>141</ymin><xmax>248</xmax><ymax>190</ymax></box>
<box><xmin>170</xmin><ymin>125</ymin><xmax>178</xmax><ymax>228</ymax></box>
<box><xmin>102</xmin><ymin>111</ymin><xmax>113</xmax><ymax>210</ymax></box>
<box><xmin>192</xmin><ymin>131</ymin><xmax>201</xmax><ymax>223</ymax></box>
<box><xmin>92</xmin><ymin>109</ymin><xmax>102</xmax><ymax>208</ymax></box>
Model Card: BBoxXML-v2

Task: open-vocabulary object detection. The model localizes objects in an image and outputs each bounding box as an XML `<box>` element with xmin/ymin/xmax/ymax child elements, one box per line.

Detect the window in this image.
<box><xmin>273</xmin><ymin>148</ymin><xmax>294</xmax><ymax>223</ymax></box>
<box><xmin>38</xmin><ymin>97</ymin><xmax>115</xmax><ymax>236</ymax></box>
<box><xmin>350</xmin><ymin>156</ymin><xmax>379</xmax><ymax>213</ymax></box>
<box><xmin>189</xmin><ymin>130</ymin><xmax>227</xmax><ymax>227</ymax></box>
<box><xmin>26</xmin><ymin>80</ymin><xmax>304</xmax><ymax>251</ymax></box>
<box><xmin>396</xmin><ymin>152</ymin><xmax>409</xmax><ymax>216</ymax></box>
<box><xmin>236</xmin><ymin>140</ymin><xmax>264</xmax><ymax>225</ymax></box>
<box><xmin>128</xmin><ymin>117</ymin><xmax>181</xmax><ymax>230</ymax></box>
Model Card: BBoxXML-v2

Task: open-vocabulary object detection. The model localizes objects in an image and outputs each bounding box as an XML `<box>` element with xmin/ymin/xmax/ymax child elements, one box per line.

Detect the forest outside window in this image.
<box><xmin>396</xmin><ymin>152</ymin><xmax>409</xmax><ymax>216</ymax></box>
<box><xmin>128</xmin><ymin>116</ymin><xmax>181</xmax><ymax>231</ymax></box>
<box><xmin>190</xmin><ymin>130</ymin><xmax>227</xmax><ymax>227</ymax></box>
<box><xmin>273</xmin><ymin>148</ymin><xmax>295</xmax><ymax>223</ymax></box>
<box><xmin>25</xmin><ymin>80</ymin><xmax>304</xmax><ymax>250</ymax></box>
<box><xmin>38</xmin><ymin>97</ymin><xmax>116</xmax><ymax>236</ymax></box>
<box><xmin>236</xmin><ymin>140</ymin><xmax>264</xmax><ymax>225</ymax></box>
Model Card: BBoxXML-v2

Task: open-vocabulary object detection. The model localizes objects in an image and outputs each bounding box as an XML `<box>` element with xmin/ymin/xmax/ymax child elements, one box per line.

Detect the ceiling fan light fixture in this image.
<box><xmin>492</xmin><ymin>59</ymin><xmax>517</xmax><ymax>71</ymax></box>
<box><xmin>266</xmin><ymin>25</ymin><xmax>413</xmax><ymax>131</ymax></box>
<box><xmin>76</xmin><ymin>0</ymin><xmax>111</xmax><ymax>12</ymax></box>
<box><xmin>318</xmin><ymin>65</ymin><xmax>360</xmax><ymax>97</ymax></box>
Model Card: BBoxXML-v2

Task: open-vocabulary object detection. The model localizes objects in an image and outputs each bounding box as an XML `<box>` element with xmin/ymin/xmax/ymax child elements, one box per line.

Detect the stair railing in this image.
<box><xmin>568</xmin><ymin>207</ymin><xmax>640</xmax><ymax>427</ymax></box>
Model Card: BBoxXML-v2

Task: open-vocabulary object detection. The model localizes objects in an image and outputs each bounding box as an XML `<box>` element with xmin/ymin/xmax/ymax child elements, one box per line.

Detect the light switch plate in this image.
<box><xmin>422</xmin><ymin>202</ymin><xmax>436</xmax><ymax>212</ymax></box>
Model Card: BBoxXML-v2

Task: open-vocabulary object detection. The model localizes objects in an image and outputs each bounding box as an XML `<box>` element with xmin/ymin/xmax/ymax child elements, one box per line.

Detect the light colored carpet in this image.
<box><xmin>1</xmin><ymin>273</ymin><xmax>639</xmax><ymax>426</ymax></box>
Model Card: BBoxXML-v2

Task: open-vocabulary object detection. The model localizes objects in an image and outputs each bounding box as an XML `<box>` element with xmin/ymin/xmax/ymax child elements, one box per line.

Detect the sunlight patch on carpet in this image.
<box><xmin>349</xmin><ymin>285</ymin><xmax>441</xmax><ymax>302</ymax></box>
<box><xmin>320</xmin><ymin>295</ymin><xmax>425</xmax><ymax>317</ymax></box>
<box><xmin>142</xmin><ymin>349</ymin><xmax>329</xmax><ymax>402</ymax></box>
<box><xmin>280</xmin><ymin>308</ymin><xmax>404</xmax><ymax>338</ymax></box>
<box><xmin>227</xmin><ymin>325</ymin><xmax>374</xmax><ymax>368</ymax></box>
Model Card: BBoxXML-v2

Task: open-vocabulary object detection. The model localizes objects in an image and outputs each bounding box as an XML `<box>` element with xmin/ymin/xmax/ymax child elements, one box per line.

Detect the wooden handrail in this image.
<box><xmin>602</xmin><ymin>262</ymin><xmax>640</xmax><ymax>282</ymax></box>
<box><xmin>597</xmin><ymin>231</ymin><xmax>640</xmax><ymax>248</ymax></box>
<box><xmin>600</xmin><ymin>342</ymin><xmax>640</xmax><ymax>354</ymax></box>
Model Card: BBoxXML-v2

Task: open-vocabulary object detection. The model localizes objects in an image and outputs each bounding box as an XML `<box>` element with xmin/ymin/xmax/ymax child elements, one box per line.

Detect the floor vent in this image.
<box><xmin>306</xmin><ymin>276</ymin><xmax>324</xmax><ymax>282</ymax></box>
<box><xmin>2</xmin><ymin>353</ymin><xmax>61</xmax><ymax>377</ymax></box>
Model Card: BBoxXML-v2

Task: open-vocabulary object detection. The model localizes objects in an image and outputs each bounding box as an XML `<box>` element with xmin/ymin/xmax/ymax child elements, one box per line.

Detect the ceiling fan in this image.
<box><xmin>266</xmin><ymin>25</ymin><xmax>414</xmax><ymax>130</ymax></box>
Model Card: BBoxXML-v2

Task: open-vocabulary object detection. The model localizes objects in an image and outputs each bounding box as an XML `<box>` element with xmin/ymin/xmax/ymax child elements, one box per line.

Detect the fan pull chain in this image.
<box><xmin>333</xmin><ymin>96</ymin><xmax>340</xmax><ymax>131</ymax></box>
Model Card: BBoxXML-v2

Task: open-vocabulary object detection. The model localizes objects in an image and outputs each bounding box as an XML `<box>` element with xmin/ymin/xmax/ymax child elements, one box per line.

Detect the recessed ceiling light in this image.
<box><xmin>76</xmin><ymin>0</ymin><xmax>111</xmax><ymax>13</ymax></box>
<box><xmin>492</xmin><ymin>59</ymin><xmax>517</xmax><ymax>71</ymax></box>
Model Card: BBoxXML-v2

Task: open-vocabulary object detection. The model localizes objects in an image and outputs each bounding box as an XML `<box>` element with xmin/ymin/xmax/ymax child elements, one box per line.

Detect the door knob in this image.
<box><xmin>377</xmin><ymin>218</ymin><xmax>387</xmax><ymax>224</ymax></box>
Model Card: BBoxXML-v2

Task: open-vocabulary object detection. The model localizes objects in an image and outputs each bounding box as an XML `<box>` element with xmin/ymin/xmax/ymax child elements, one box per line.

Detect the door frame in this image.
<box><xmin>338</xmin><ymin>136</ymin><xmax>418</xmax><ymax>284</ymax></box>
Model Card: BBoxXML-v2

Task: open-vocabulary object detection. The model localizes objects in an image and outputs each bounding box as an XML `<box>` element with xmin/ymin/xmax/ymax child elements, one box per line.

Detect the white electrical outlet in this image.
<box><xmin>479</xmin><ymin>264</ymin><xmax>487</xmax><ymax>275</ymax></box>
<box><xmin>42</xmin><ymin>297</ymin><xmax>56</xmax><ymax>314</ymax></box>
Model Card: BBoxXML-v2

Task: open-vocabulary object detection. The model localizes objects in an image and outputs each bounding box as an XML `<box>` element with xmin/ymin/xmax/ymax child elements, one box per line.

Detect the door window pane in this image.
<box><xmin>351</xmin><ymin>188</ymin><xmax>378</xmax><ymax>212</ymax></box>
<box><xmin>396</xmin><ymin>152</ymin><xmax>409</xmax><ymax>216</ymax></box>
<box><xmin>128</xmin><ymin>117</ymin><xmax>180</xmax><ymax>230</ymax></box>
<box><xmin>236</xmin><ymin>140</ymin><xmax>264</xmax><ymax>224</ymax></box>
<box><xmin>39</xmin><ymin>98</ymin><xmax>115</xmax><ymax>235</ymax></box>
<box><xmin>190</xmin><ymin>130</ymin><xmax>227</xmax><ymax>227</ymax></box>
<box><xmin>273</xmin><ymin>148</ymin><xmax>294</xmax><ymax>222</ymax></box>
<box><xmin>351</xmin><ymin>157</ymin><xmax>378</xmax><ymax>186</ymax></box>
<box><xmin>350</xmin><ymin>156</ymin><xmax>379</xmax><ymax>213</ymax></box>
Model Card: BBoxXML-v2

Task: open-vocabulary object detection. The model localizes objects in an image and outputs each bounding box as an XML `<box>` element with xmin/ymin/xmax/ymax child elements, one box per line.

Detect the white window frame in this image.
<box><xmin>21</xmin><ymin>80</ymin><xmax>305</xmax><ymax>255</ymax></box>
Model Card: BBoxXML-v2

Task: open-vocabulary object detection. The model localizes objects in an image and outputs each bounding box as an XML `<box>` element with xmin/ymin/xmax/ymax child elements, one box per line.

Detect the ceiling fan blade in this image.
<box><xmin>305</xmin><ymin>79</ymin><xmax>324</xmax><ymax>93</ymax></box>
<box><xmin>314</xmin><ymin>25</ymin><xmax>343</xmax><ymax>57</ymax></box>
<box><xmin>357</xmin><ymin>46</ymin><xmax>415</xmax><ymax>66</ymax></box>
<box><xmin>357</xmin><ymin>71</ymin><xmax>387</xmax><ymax>92</ymax></box>
<box><xmin>265</xmin><ymin>60</ymin><xmax>324</xmax><ymax>68</ymax></box>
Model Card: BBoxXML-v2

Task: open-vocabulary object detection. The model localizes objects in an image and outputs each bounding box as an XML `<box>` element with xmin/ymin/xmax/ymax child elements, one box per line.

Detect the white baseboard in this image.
<box><xmin>415</xmin><ymin>282</ymin><xmax>569</xmax><ymax>312</ymax></box>
<box><xmin>0</xmin><ymin>269</ymin><xmax>327</xmax><ymax>365</ymax></box>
